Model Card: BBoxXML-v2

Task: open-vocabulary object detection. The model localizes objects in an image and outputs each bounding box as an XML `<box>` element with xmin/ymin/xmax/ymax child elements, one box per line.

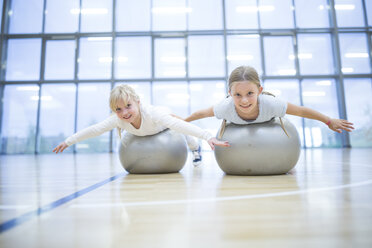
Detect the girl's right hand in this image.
<box><xmin>328</xmin><ymin>118</ymin><xmax>354</xmax><ymax>133</ymax></box>
<box><xmin>207</xmin><ymin>137</ymin><xmax>230</xmax><ymax>151</ymax></box>
<box><xmin>53</xmin><ymin>142</ymin><xmax>68</xmax><ymax>154</ymax></box>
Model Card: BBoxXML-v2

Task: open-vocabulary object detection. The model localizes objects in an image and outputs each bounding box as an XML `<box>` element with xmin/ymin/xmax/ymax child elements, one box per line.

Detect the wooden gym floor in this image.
<box><xmin>0</xmin><ymin>148</ymin><xmax>371</xmax><ymax>248</ymax></box>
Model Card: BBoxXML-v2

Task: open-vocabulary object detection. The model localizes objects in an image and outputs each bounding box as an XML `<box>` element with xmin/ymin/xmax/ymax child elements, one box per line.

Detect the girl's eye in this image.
<box><xmin>235</xmin><ymin>93</ymin><xmax>241</xmax><ymax>97</ymax></box>
<box><xmin>126</xmin><ymin>104</ymin><xmax>131</xmax><ymax>108</ymax></box>
<box><xmin>115</xmin><ymin>108</ymin><xmax>121</xmax><ymax>112</ymax></box>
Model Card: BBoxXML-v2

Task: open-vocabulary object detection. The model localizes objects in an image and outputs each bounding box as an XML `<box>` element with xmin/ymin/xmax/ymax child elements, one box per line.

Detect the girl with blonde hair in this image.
<box><xmin>53</xmin><ymin>84</ymin><xmax>229</xmax><ymax>166</ymax></box>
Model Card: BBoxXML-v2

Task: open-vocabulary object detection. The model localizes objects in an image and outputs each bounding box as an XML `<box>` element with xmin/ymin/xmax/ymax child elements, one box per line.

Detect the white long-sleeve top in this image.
<box><xmin>65</xmin><ymin>104</ymin><xmax>214</xmax><ymax>146</ymax></box>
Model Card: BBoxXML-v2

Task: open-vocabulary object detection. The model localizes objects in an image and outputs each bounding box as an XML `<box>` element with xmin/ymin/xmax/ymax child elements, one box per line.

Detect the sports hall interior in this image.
<box><xmin>0</xmin><ymin>0</ymin><xmax>371</xmax><ymax>247</ymax></box>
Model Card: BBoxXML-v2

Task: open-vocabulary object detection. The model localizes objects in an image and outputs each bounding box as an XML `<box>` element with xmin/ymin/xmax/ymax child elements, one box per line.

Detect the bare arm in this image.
<box><xmin>286</xmin><ymin>103</ymin><xmax>354</xmax><ymax>133</ymax></box>
<box><xmin>184</xmin><ymin>106</ymin><xmax>215</xmax><ymax>122</ymax></box>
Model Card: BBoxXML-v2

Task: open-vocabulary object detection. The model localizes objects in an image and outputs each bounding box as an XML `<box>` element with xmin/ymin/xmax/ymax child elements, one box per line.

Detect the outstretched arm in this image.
<box><xmin>286</xmin><ymin>103</ymin><xmax>354</xmax><ymax>133</ymax></box>
<box><xmin>184</xmin><ymin>106</ymin><xmax>215</xmax><ymax>122</ymax></box>
<box><xmin>52</xmin><ymin>115</ymin><xmax>118</xmax><ymax>154</ymax></box>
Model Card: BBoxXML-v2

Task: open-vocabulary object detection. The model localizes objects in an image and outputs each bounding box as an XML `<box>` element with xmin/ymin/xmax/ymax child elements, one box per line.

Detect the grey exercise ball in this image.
<box><xmin>119</xmin><ymin>129</ymin><xmax>188</xmax><ymax>174</ymax></box>
<box><xmin>214</xmin><ymin>118</ymin><xmax>301</xmax><ymax>176</ymax></box>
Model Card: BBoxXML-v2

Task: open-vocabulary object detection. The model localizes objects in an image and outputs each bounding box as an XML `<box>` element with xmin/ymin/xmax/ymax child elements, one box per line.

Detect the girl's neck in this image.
<box><xmin>131</xmin><ymin>110</ymin><xmax>142</xmax><ymax>129</ymax></box>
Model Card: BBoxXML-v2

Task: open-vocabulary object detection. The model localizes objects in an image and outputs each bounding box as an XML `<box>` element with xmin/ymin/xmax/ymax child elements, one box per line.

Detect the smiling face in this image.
<box><xmin>229</xmin><ymin>81</ymin><xmax>263</xmax><ymax>117</ymax></box>
<box><xmin>114</xmin><ymin>98</ymin><xmax>141</xmax><ymax>125</ymax></box>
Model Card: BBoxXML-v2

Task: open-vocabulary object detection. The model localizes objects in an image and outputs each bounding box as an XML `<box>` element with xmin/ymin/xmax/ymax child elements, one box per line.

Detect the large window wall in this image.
<box><xmin>1</xmin><ymin>0</ymin><xmax>372</xmax><ymax>154</ymax></box>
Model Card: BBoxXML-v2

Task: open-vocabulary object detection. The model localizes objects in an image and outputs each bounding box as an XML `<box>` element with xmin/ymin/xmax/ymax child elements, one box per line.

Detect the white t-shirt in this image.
<box><xmin>65</xmin><ymin>104</ymin><xmax>213</xmax><ymax>146</ymax></box>
<box><xmin>213</xmin><ymin>94</ymin><xmax>287</xmax><ymax>124</ymax></box>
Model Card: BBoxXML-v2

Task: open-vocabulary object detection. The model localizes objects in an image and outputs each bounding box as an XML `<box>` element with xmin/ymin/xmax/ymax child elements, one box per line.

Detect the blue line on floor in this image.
<box><xmin>0</xmin><ymin>172</ymin><xmax>126</xmax><ymax>233</ymax></box>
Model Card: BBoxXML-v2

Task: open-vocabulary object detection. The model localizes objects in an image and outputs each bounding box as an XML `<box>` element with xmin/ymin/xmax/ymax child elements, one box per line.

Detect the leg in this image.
<box><xmin>185</xmin><ymin>135</ymin><xmax>202</xmax><ymax>167</ymax></box>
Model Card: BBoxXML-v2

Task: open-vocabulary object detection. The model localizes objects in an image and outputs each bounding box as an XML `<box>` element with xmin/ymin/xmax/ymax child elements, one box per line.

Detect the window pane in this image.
<box><xmin>301</xmin><ymin>79</ymin><xmax>341</xmax><ymax>147</ymax></box>
<box><xmin>80</xmin><ymin>0</ymin><xmax>113</xmax><ymax>32</ymax></box>
<box><xmin>8</xmin><ymin>0</ymin><xmax>43</xmax><ymax>34</ymax></box>
<box><xmin>190</xmin><ymin>81</ymin><xmax>226</xmax><ymax>150</ymax></box>
<box><xmin>188</xmin><ymin>0</ymin><xmax>223</xmax><ymax>30</ymax></box>
<box><xmin>155</xmin><ymin>38</ymin><xmax>185</xmax><ymax>78</ymax></box>
<box><xmin>366</xmin><ymin>0</ymin><xmax>372</xmax><ymax>26</ymax></box>
<box><xmin>152</xmin><ymin>82</ymin><xmax>189</xmax><ymax>117</ymax></box>
<box><xmin>115</xmin><ymin>37</ymin><xmax>151</xmax><ymax>79</ymax></box>
<box><xmin>45</xmin><ymin>0</ymin><xmax>79</xmax><ymax>33</ymax></box>
<box><xmin>76</xmin><ymin>83</ymin><xmax>111</xmax><ymax>153</ymax></box>
<box><xmin>344</xmin><ymin>79</ymin><xmax>372</xmax><ymax>147</ymax></box>
<box><xmin>259</xmin><ymin>0</ymin><xmax>294</xmax><ymax>29</ymax></box>
<box><xmin>263</xmin><ymin>36</ymin><xmax>295</xmax><ymax>76</ymax></box>
<box><xmin>0</xmin><ymin>85</ymin><xmax>39</xmax><ymax>154</ymax></box>
<box><xmin>295</xmin><ymin>0</ymin><xmax>330</xmax><ymax>28</ymax></box>
<box><xmin>38</xmin><ymin>84</ymin><xmax>76</xmax><ymax>153</ymax></box>
<box><xmin>78</xmin><ymin>38</ymin><xmax>112</xmax><ymax>79</ymax></box>
<box><xmin>188</xmin><ymin>35</ymin><xmax>225</xmax><ymax>77</ymax></box>
<box><xmin>227</xmin><ymin>35</ymin><xmax>262</xmax><ymax>75</ymax></box>
<box><xmin>225</xmin><ymin>0</ymin><xmax>259</xmax><ymax>29</ymax></box>
<box><xmin>112</xmin><ymin>82</ymin><xmax>152</xmax><ymax>152</ymax></box>
<box><xmin>45</xmin><ymin>40</ymin><xmax>76</xmax><ymax>80</ymax></box>
<box><xmin>297</xmin><ymin>34</ymin><xmax>334</xmax><ymax>75</ymax></box>
<box><xmin>116</xmin><ymin>0</ymin><xmax>150</xmax><ymax>31</ymax></box>
<box><xmin>339</xmin><ymin>33</ymin><xmax>371</xmax><ymax>74</ymax></box>
<box><xmin>152</xmin><ymin>0</ymin><xmax>187</xmax><ymax>31</ymax></box>
<box><xmin>263</xmin><ymin>79</ymin><xmax>304</xmax><ymax>146</ymax></box>
<box><xmin>6</xmin><ymin>39</ymin><xmax>41</xmax><ymax>81</ymax></box>
<box><xmin>335</xmin><ymin>0</ymin><xmax>365</xmax><ymax>27</ymax></box>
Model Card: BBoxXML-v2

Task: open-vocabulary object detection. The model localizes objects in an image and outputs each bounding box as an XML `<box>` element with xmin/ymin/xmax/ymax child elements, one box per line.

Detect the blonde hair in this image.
<box><xmin>109</xmin><ymin>84</ymin><xmax>140</xmax><ymax>138</ymax></box>
<box><xmin>217</xmin><ymin>66</ymin><xmax>289</xmax><ymax>139</ymax></box>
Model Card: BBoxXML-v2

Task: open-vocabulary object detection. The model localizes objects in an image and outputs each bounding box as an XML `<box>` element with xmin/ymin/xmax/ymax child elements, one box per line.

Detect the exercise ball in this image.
<box><xmin>214</xmin><ymin>118</ymin><xmax>301</xmax><ymax>175</ymax></box>
<box><xmin>119</xmin><ymin>129</ymin><xmax>188</xmax><ymax>174</ymax></box>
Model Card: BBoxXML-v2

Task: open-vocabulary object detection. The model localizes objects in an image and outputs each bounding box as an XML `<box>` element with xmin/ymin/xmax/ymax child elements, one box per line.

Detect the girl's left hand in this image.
<box><xmin>328</xmin><ymin>119</ymin><xmax>354</xmax><ymax>133</ymax></box>
<box><xmin>207</xmin><ymin>137</ymin><xmax>230</xmax><ymax>150</ymax></box>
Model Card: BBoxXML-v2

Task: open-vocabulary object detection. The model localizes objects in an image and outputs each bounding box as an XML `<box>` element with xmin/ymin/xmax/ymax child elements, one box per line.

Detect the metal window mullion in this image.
<box><xmin>257</xmin><ymin>0</ymin><xmax>266</xmax><ymax>80</ymax></box>
<box><xmin>329</xmin><ymin>0</ymin><xmax>350</xmax><ymax>148</ymax></box>
<box><xmin>149</xmin><ymin>0</ymin><xmax>154</xmax><ymax>104</ymax></box>
<box><xmin>73</xmin><ymin>39</ymin><xmax>81</xmax><ymax>154</ymax></box>
<box><xmin>41</xmin><ymin>0</ymin><xmax>46</xmax><ymax>33</ymax></box>
<box><xmin>361</xmin><ymin>0</ymin><xmax>369</xmax><ymax>28</ymax></box>
<box><xmin>0</xmin><ymin>84</ymin><xmax>4</xmax><ymax>154</ymax></box>
<box><xmin>34</xmin><ymin>37</ymin><xmax>46</xmax><ymax>154</ymax></box>
<box><xmin>185</xmin><ymin>35</ymin><xmax>191</xmax><ymax>115</ymax></box>
<box><xmin>185</xmin><ymin>0</ymin><xmax>190</xmax><ymax>116</ymax></box>
<box><xmin>1</xmin><ymin>0</ymin><xmax>10</xmax><ymax>79</ymax></box>
<box><xmin>33</xmin><ymin>0</ymin><xmax>47</xmax><ymax>154</ymax></box>
<box><xmin>222</xmin><ymin>0</ymin><xmax>228</xmax><ymax>92</ymax></box>
<box><xmin>109</xmin><ymin>0</ymin><xmax>117</xmax><ymax>153</ymax></box>
<box><xmin>368</xmin><ymin>30</ymin><xmax>372</xmax><ymax>75</ymax></box>
<box><xmin>71</xmin><ymin>0</ymin><xmax>82</xmax><ymax>154</ymax></box>
<box><xmin>150</xmin><ymin>36</ymin><xmax>155</xmax><ymax>104</ymax></box>
<box><xmin>0</xmin><ymin>0</ymin><xmax>11</xmax><ymax>154</ymax></box>
<box><xmin>291</xmin><ymin>0</ymin><xmax>306</xmax><ymax>148</ymax></box>
<box><xmin>293</xmin><ymin>35</ymin><xmax>307</xmax><ymax>148</ymax></box>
